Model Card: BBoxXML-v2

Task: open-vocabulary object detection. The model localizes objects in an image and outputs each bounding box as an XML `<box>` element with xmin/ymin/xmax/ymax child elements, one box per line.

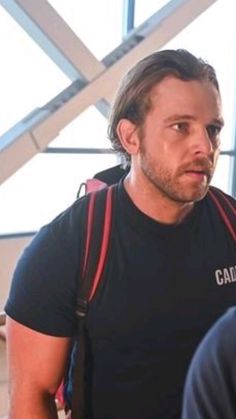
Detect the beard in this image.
<box><xmin>139</xmin><ymin>149</ymin><xmax>214</xmax><ymax>204</ymax></box>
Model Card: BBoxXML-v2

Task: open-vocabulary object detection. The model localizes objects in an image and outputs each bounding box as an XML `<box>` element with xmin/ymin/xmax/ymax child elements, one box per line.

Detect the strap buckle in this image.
<box><xmin>76</xmin><ymin>298</ymin><xmax>88</xmax><ymax>318</ymax></box>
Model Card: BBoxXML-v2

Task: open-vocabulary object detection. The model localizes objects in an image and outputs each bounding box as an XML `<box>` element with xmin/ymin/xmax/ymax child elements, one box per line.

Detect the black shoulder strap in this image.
<box><xmin>208</xmin><ymin>186</ymin><xmax>236</xmax><ymax>243</ymax></box>
<box><xmin>71</xmin><ymin>185</ymin><xmax>115</xmax><ymax>419</ymax></box>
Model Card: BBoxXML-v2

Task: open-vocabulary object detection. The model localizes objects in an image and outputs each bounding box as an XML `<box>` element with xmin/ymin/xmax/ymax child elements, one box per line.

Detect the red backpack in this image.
<box><xmin>57</xmin><ymin>166</ymin><xmax>125</xmax><ymax>417</ymax></box>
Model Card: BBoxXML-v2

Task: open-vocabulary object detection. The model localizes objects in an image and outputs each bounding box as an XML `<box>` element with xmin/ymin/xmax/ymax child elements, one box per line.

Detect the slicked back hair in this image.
<box><xmin>107</xmin><ymin>49</ymin><xmax>220</xmax><ymax>164</ymax></box>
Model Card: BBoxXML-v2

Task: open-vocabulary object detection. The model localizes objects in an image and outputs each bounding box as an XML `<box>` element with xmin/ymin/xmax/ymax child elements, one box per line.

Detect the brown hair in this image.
<box><xmin>107</xmin><ymin>49</ymin><xmax>219</xmax><ymax>164</ymax></box>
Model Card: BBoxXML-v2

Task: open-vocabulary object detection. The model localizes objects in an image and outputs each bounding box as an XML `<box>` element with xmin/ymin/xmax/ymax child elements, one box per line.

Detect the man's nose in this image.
<box><xmin>193</xmin><ymin>128</ymin><xmax>214</xmax><ymax>156</ymax></box>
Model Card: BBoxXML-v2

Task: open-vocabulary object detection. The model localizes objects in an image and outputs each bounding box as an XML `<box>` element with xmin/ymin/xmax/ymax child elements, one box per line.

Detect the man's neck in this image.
<box><xmin>123</xmin><ymin>174</ymin><xmax>194</xmax><ymax>225</ymax></box>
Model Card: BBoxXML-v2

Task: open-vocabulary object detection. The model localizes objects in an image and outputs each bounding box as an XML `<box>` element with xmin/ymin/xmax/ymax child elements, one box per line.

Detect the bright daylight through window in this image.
<box><xmin>0</xmin><ymin>0</ymin><xmax>235</xmax><ymax>234</ymax></box>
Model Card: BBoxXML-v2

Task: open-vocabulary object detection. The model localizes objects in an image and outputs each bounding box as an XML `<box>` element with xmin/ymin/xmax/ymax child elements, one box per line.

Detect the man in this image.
<box><xmin>181</xmin><ymin>307</ymin><xmax>236</xmax><ymax>419</ymax></box>
<box><xmin>5</xmin><ymin>49</ymin><xmax>236</xmax><ymax>418</ymax></box>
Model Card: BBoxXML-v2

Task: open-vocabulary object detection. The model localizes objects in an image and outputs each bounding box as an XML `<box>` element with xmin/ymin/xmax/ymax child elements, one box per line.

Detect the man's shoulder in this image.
<box><xmin>208</xmin><ymin>186</ymin><xmax>236</xmax><ymax>206</ymax></box>
<box><xmin>203</xmin><ymin>186</ymin><xmax>236</xmax><ymax>218</ymax></box>
<box><xmin>43</xmin><ymin>184</ymin><xmax>119</xmax><ymax>240</ymax></box>
<box><xmin>204</xmin><ymin>186</ymin><xmax>236</xmax><ymax>242</ymax></box>
<box><xmin>42</xmin><ymin>194</ymin><xmax>90</xmax><ymax>237</ymax></box>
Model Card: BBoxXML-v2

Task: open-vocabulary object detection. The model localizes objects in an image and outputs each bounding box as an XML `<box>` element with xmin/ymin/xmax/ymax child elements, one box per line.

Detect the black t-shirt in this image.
<box><xmin>5</xmin><ymin>182</ymin><xmax>236</xmax><ymax>418</ymax></box>
<box><xmin>181</xmin><ymin>307</ymin><xmax>236</xmax><ymax>419</ymax></box>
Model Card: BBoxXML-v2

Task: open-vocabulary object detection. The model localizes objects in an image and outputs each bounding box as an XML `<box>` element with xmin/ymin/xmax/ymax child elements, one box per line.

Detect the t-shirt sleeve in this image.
<box><xmin>181</xmin><ymin>307</ymin><xmax>236</xmax><ymax>419</ymax></box>
<box><xmin>5</xmin><ymin>198</ymin><xmax>86</xmax><ymax>337</ymax></box>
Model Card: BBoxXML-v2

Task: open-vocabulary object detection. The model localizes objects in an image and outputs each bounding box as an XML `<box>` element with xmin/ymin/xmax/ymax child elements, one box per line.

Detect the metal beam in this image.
<box><xmin>228</xmin><ymin>68</ymin><xmax>236</xmax><ymax>198</ymax></box>
<box><xmin>0</xmin><ymin>0</ymin><xmax>111</xmax><ymax>116</ymax></box>
<box><xmin>44</xmin><ymin>148</ymin><xmax>114</xmax><ymax>154</ymax></box>
<box><xmin>0</xmin><ymin>0</ymin><xmax>218</xmax><ymax>184</ymax></box>
<box><xmin>229</xmin><ymin>132</ymin><xmax>236</xmax><ymax>197</ymax></box>
<box><xmin>122</xmin><ymin>0</ymin><xmax>136</xmax><ymax>38</ymax></box>
<box><xmin>1</xmin><ymin>0</ymin><xmax>106</xmax><ymax>81</ymax></box>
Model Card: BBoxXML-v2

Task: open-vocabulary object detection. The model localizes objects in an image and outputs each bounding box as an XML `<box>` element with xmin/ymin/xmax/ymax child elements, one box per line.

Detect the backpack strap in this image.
<box><xmin>71</xmin><ymin>185</ymin><xmax>115</xmax><ymax>419</ymax></box>
<box><xmin>208</xmin><ymin>186</ymin><xmax>236</xmax><ymax>243</ymax></box>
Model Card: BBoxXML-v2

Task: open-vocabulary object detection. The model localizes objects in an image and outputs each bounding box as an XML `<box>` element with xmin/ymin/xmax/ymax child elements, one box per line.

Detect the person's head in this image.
<box><xmin>108</xmin><ymin>49</ymin><xmax>220</xmax><ymax>164</ymax></box>
<box><xmin>108</xmin><ymin>49</ymin><xmax>223</xmax><ymax>204</ymax></box>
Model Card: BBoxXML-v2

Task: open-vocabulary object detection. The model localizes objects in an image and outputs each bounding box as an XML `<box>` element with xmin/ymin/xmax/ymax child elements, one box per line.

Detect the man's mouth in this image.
<box><xmin>184</xmin><ymin>169</ymin><xmax>210</xmax><ymax>182</ymax></box>
<box><xmin>181</xmin><ymin>158</ymin><xmax>213</xmax><ymax>182</ymax></box>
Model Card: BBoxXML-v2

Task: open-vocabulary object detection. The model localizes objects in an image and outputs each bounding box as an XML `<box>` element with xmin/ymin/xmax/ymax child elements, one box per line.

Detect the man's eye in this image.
<box><xmin>207</xmin><ymin>125</ymin><xmax>222</xmax><ymax>139</ymax></box>
<box><xmin>172</xmin><ymin>122</ymin><xmax>188</xmax><ymax>132</ymax></box>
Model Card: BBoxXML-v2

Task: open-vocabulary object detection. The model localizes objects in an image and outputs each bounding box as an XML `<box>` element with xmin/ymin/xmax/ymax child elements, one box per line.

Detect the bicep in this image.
<box><xmin>6</xmin><ymin>316</ymin><xmax>72</xmax><ymax>395</ymax></box>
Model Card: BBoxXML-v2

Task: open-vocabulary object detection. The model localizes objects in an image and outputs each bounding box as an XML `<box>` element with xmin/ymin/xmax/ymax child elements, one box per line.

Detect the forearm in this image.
<box><xmin>8</xmin><ymin>391</ymin><xmax>59</xmax><ymax>419</ymax></box>
<box><xmin>6</xmin><ymin>318</ymin><xmax>71</xmax><ymax>419</ymax></box>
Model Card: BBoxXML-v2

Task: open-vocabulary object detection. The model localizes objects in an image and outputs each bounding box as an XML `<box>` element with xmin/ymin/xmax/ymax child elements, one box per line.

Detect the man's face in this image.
<box><xmin>137</xmin><ymin>76</ymin><xmax>224</xmax><ymax>203</ymax></box>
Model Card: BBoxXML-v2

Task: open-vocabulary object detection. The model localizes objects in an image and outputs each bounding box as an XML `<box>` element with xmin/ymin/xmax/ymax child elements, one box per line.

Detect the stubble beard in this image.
<box><xmin>140</xmin><ymin>151</ymin><xmax>212</xmax><ymax>204</ymax></box>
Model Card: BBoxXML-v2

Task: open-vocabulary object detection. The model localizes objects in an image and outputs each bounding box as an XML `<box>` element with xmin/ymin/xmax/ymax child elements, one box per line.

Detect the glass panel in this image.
<box><xmin>0</xmin><ymin>5</ymin><xmax>70</xmax><ymax>137</ymax></box>
<box><xmin>48</xmin><ymin>0</ymin><xmax>123</xmax><ymax>60</ymax></box>
<box><xmin>211</xmin><ymin>154</ymin><xmax>231</xmax><ymax>193</ymax></box>
<box><xmin>0</xmin><ymin>151</ymin><xmax>230</xmax><ymax>234</ymax></box>
<box><xmin>164</xmin><ymin>0</ymin><xmax>236</xmax><ymax>151</ymax></box>
<box><xmin>49</xmin><ymin>106</ymin><xmax>111</xmax><ymax>149</ymax></box>
<box><xmin>1</xmin><ymin>0</ymin><xmax>235</xmax><ymax>235</ymax></box>
<box><xmin>135</xmin><ymin>0</ymin><xmax>170</xmax><ymax>27</ymax></box>
<box><xmin>0</xmin><ymin>153</ymin><xmax>118</xmax><ymax>234</ymax></box>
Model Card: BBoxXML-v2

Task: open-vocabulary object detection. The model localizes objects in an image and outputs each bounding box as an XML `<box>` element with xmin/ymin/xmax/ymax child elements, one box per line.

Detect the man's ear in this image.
<box><xmin>116</xmin><ymin>118</ymin><xmax>140</xmax><ymax>156</ymax></box>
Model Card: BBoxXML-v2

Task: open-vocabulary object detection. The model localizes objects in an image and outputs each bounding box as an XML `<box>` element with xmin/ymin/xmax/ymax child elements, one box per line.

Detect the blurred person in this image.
<box><xmin>182</xmin><ymin>307</ymin><xmax>236</xmax><ymax>419</ymax></box>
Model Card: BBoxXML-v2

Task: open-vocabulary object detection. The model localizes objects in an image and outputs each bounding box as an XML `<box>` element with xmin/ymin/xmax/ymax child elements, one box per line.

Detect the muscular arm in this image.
<box><xmin>6</xmin><ymin>316</ymin><xmax>72</xmax><ymax>419</ymax></box>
